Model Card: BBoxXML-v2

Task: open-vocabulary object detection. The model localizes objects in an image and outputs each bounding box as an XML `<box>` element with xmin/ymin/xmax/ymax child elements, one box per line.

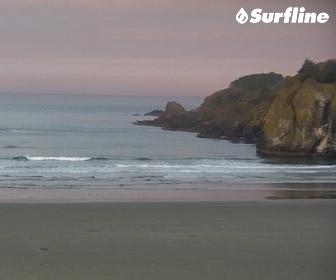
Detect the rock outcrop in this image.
<box><xmin>135</xmin><ymin>59</ymin><xmax>336</xmax><ymax>157</ymax></box>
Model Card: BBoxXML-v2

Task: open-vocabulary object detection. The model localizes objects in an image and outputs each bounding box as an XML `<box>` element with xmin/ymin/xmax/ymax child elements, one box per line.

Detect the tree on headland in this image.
<box><xmin>298</xmin><ymin>58</ymin><xmax>336</xmax><ymax>83</ymax></box>
<box><xmin>298</xmin><ymin>59</ymin><xmax>319</xmax><ymax>81</ymax></box>
<box><xmin>318</xmin><ymin>60</ymin><xmax>336</xmax><ymax>83</ymax></box>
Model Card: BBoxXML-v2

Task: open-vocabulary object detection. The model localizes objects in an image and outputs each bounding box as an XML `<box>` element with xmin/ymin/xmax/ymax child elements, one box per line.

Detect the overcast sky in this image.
<box><xmin>0</xmin><ymin>0</ymin><xmax>335</xmax><ymax>96</ymax></box>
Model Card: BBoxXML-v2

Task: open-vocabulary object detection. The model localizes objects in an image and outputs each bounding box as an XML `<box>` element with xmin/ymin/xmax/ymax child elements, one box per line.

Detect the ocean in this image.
<box><xmin>0</xmin><ymin>93</ymin><xmax>335</xmax><ymax>192</ymax></box>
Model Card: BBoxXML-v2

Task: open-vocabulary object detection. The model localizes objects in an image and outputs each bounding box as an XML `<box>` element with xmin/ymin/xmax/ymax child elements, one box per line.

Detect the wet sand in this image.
<box><xmin>1</xmin><ymin>185</ymin><xmax>335</xmax><ymax>203</ymax></box>
<box><xmin>0</xmin><ymin>188</ymin><xmax>269</xmax><ymax>203</ymax></box>
<box><xmin>0</xmin><ymin>200</ymin><xmax>335</xmax><ymax>280</ymax></box>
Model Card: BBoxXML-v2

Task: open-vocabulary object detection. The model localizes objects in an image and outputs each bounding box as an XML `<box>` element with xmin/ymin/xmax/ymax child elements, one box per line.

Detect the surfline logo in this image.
<box><xmin>236</xmin><ymin>7</ymin><xmax>329</xmax><ymax>24</ymax></box>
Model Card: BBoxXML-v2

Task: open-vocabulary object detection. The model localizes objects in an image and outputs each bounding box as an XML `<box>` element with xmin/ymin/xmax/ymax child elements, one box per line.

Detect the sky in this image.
<box><xmin>0</xmin><ymin>0</ymin><xmax>335</xmax><ymax>96</ymax></box>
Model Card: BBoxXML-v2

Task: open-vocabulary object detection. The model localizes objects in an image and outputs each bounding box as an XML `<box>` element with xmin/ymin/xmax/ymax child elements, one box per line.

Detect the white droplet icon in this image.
<box><xmin>236</xmin><ymin>8</ymin><xmax>248</xmax><ymax>24</ymax></box>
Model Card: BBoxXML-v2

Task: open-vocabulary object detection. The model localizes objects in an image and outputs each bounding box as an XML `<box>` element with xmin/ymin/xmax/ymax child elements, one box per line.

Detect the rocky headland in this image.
<box><xmin>135</xmin><ymin>59</ymin><xmax>336</xmax><ymax>157</ymax></box>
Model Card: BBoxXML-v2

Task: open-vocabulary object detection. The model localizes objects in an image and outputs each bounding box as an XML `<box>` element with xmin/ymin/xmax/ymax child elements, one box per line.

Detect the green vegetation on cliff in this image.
<box><xmin>230</xmin><ymin>72</ymin><xmax>283</xmax><ymax>91</ymax></box>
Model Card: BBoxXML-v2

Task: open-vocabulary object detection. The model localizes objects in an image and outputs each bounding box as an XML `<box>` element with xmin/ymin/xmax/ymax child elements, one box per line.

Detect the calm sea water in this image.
<box><xmin>0</xmin><ymin>93</ymin><xmax>335</xmax><ymax>190</ymax></box>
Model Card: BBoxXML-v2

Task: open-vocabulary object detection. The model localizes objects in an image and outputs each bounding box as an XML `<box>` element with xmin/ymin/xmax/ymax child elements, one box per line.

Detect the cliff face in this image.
<box><xmin>135</xmin><ymin>60</ymin><xmax>336</xmax><ymax>157</ymax></box>
<box><xmin>195</xmin><ymin>73</ymin><xmax>284</xmax><ymax>141</ymax></box>
<box><xmin>260</xmin><ymin>78</ymin><xmax>336</xmax><ymax>156</ymax></box>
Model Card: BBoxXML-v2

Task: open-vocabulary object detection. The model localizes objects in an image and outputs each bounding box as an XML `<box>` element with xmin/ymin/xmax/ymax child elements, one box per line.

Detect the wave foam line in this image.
<box><xmin>13</xmin><ymin>156</ymin><xmax>91</xmax><ymax>161</ymax></box>
<box><xmin>116</xmin><ymin>164</ymin><xmax>336</xmax><ymax>169</ymax></box>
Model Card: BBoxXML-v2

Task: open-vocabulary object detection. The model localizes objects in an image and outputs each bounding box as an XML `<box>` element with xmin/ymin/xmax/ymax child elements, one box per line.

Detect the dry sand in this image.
<box><xmin>0</xmin><ymin>200</ymin><xmax>335</xmax><ymax>280</ymax></box>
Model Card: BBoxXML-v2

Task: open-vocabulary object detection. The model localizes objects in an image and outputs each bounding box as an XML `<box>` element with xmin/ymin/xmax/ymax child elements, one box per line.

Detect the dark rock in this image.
<box><xmin>164</xmin><ymin>101</ymin><xmax>186</xmax><ymax>116</ymax></box>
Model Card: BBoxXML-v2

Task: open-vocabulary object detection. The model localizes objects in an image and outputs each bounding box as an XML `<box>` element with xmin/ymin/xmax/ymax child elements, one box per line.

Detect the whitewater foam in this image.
<box><xmin>13</xmin><ymin>156</ymin><xmax>91</xmax><ymax>161</ymax></box>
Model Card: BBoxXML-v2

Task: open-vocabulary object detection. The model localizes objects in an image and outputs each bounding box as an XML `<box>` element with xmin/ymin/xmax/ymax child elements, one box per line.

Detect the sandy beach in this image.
<box><xmin>0</xmin><ymin>200</ymin><xmax>335</xmax><ymax>280</ymax></box>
